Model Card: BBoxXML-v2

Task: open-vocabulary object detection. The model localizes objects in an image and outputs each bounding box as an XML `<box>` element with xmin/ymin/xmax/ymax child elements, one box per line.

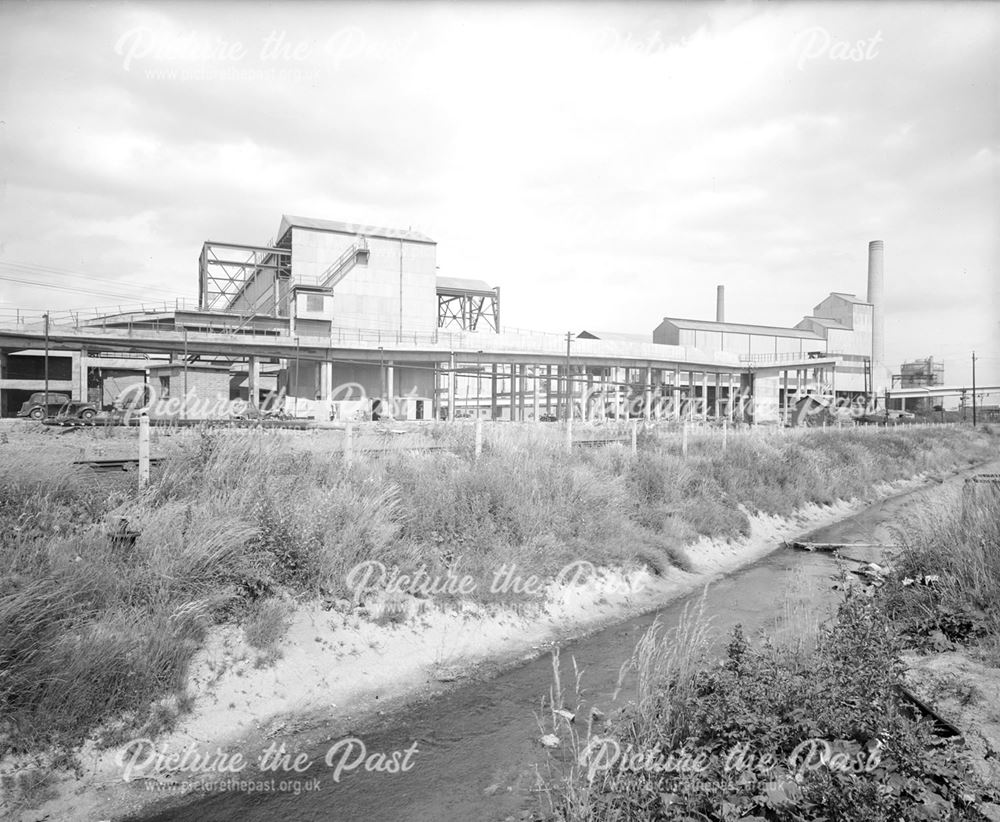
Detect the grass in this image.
<box><xmin>534</xmin><ymin>429</ymin><xmax>1000</xmax><ymax>822</ymax></box>
<box><xmin>0</xmin><ymin>422</ymin><xmax>994</xmax><ymax>767</ymax></box>
<box><xmin>537</xmin><ymin>593</ymin><xmax>999</xmax><ymax>821</ymax></box>
<box><xmin>880</xmin><ymin>477</ymin><xmax>1000</xmax><ymax>661</ymax></box>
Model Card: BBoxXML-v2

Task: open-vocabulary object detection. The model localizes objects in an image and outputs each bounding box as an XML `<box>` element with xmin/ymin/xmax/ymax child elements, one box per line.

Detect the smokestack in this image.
<box><xmin>716</xmin><ymin>285</ymin><xmax>725</xmax><ymax>323</ymax></box>
<box><xmin>867</xmin><ymin>240</ymin><xmax>885</xmax><ymax>388</ymax></box>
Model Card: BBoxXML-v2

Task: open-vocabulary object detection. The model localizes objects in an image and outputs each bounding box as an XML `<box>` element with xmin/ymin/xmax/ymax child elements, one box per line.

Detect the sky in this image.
<box><xmin>1</xmin><ymin>0</ymin><xmax>998</xmax><ymax>389</ymax></box>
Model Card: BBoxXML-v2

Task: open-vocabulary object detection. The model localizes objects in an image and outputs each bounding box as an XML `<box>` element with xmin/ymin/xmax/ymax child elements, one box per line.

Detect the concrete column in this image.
<box><xmin>387</xmin><ymin>362</ymin><xmax>395</xmax><ymax>416</ymax></box>
<box><xmin>672</xmin><ymin>366</ymin><xmax>681</xmax><ymax>420</ymax></box>
<box><xmin>532</xmin><ymin>366</ymin><xmax>540</xmax><ymax>422</ymax></box>
<box><xmin>431</xmin><ymin>364</ymin><xmax>439</xmax><ymax>420</ymax></box>
<box><xmin>782</xmin><ymin>369</ymin><xmax>788</xmax><ymax>425</ymax></box>
<box><xmin>248</xmin><ymin>356</ymin><xmax>260</xmax><ymax>408</ymax></box>
<box><xmin>545</xmin><ymin>365</ymin><xmax>552</xmax><ymax>415</ymax></box>
<box><xmin>518</xmin><ymin>363</ymin><xmax>526</xmax><ymax>421</ymax></box>
<box><xmin>490</xmin><ymin>363</ymin><xmax>498</xmax><ymax>421</ymax></box>
<box><xmin>73</xmin><ymin>349</ymin><xmax>88</xmax><ymax>402</ymax></box>
<box><xmin>644</xmin><ymin>366</ymin><xmax>652</xmax><ymax>421</ymax></box>
<box><xmin>447</xmin><ymin>354</ymin><xmax>455</xmax><ymax>422</ymax></box>
<box><xmin>611</xmin><ymin>366</ymin><xmax>622</xmax><ymax>422</ymax></box>
<box><xmin>321</xmin><ymin>361</ymin><xmax>333</xmax><ymax>401</ymax></box>
<box><xmin>701</xmin><ymin>371</ymin><xmax>708</xmax><ymax>420</ymax></box>
<box><xmin>714</xmin><ymin>372</ymin><xmax>721</xmax><ymax>420</ymax></box>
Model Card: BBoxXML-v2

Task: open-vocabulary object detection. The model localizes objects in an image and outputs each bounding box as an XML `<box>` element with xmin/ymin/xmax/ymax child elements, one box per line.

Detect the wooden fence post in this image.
<box><xmin>138</xmin><ymin>413</ymin><xmax>150</xmax><ymax>490</ymax></box>
<box><xmin>344</xmin><ymin>423</ymin><xmax>354</xmax><ymax>467</ymax></box>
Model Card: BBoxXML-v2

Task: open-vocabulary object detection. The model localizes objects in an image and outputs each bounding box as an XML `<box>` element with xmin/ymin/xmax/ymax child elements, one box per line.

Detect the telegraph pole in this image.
<box><xmin>564</xmin><ymin>331</ymin><xmax>572</xmax><ymax>421</ymax></box>
<box><xmin>972</xmin><ymin>351</ymin><xmax>977</xmax><ymax>427</ymax></box>
<box><xmin>43</xmin><ymin>312</ymin><xmax>50</xmax><ymax>410</ymax></box>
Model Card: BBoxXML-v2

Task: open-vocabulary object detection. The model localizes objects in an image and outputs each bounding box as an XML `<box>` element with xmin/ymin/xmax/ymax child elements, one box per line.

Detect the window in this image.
<box><xmin>306</xmin><ymin>294</ymin><xmax>324</xmax><ymax>312</ymax></box>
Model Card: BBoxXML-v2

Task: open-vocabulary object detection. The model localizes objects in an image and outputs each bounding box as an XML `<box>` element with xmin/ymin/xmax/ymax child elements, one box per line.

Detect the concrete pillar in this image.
<box><xmin>248</xmin><ymin>356</ymin><xmax>260</xmax><ymax>408</ymax></box>
<box><xmin>532</xmin><ymin>366</ymin><xmax>540</xmax><ymax>422</ymax></box>
<box><xmin>518</xmin><ymin>363</ymin><xmax>526</xmax><ymax>421</ymax></box>
<box><xmin>447</xmin><ymin>354</ymin><xmax>455</xmax><ymax>422</ymax></box>
<box><xmin>545</xmin><ymin>365</ymin><xmax>552</xmax><ymax>415</ymax></box>
<box><xmin>644</xmin><ymin>366</ymin><xmax>652</xmax><ymax>421</ymax></box>
<box><xmin>321</xmin><ymin>361</ymin><xmax>333</xmax><ymax>401</ymax></box>
<box><xmin>701</xmin><ymin>371</ymin><xmax>708</xmax><ymax>420</ymax></box>
<box><xmin>387</xmin><ymin>363</ymin><xmax>396</xmax><ymax>417</ymax></box>
<box><xmin>490</xmin><ymin>363</ymin><xmax>498</xmax><ymax>421</ymax></box>
<box><xmin>713</xmin><ymin>372</ymin><xmax>721</xmax><ymax>420</ymax></box>
<box><xmin>73</xmin><ymin>349</ymin><xmax>88</xmax><ymax>402</ymax></box>
<box><xmin>611</xmin><ymin>366</ymin><xmax>622</xmax><ymax>422</ymax></box>
<box><xmin>672</xmin><ymin>366</ymin><xmax>681</xmax><ymax>420</ymax></box>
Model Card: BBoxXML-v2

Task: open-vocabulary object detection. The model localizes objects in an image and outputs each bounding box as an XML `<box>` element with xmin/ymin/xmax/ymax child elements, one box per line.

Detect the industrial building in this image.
<box><xmin>0</xmin><ymin>216</ymin><xmax>893</xmax><ymax>424</ymax></box>
<box><xmin>893</xmin><ymin>357</ymin><xmax>945</xmax><ymax>412</ymax></box>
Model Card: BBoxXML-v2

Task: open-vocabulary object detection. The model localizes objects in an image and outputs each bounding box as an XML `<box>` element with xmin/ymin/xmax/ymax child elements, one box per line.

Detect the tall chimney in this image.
<box><xmin>716</xmin><ymin>285</ymin><xmax>725</xmax><ymax>323</ymax></box>
<box><xmin>867</xmin><ymin>240</ymin><xmax>885</xmax><ymax>389</ymax></box>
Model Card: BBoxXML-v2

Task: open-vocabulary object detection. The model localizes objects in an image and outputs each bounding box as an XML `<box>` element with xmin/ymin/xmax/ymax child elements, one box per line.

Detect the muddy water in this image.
<box><xmin>134</xmin><ymin>474</ymin><xmax>960</xmax><ymax>822</ymax></box>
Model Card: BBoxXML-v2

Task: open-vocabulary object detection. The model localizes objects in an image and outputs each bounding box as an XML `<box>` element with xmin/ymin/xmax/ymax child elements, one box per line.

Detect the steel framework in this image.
<box><xmin>437</xmin><ymin>284</ymin><xmax>500</xmax><ymax>332</ymax></box>
<box><xmin>198</xmin><ymin>241</ymin><xmax>292</xmax><ymax>315</ymax></box>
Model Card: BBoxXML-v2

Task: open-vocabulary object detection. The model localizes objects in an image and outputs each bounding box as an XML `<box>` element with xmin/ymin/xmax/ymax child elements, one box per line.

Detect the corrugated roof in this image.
<box><xmin>659</xmin><ymin>317</ymin><xmax>824</xmax><ymax>340</ymax></box>
<box><xmin>436</xmin><ymin>276</ymin><xmax>494</xmax><ymax>293</ymax></box>
<box><xmin>577</xmin><ymin>330</ymin><xmax>652</xmax><ymax>344</ymax></box>
<box><xmin>278</xmin><ymin>214</ymin><xmax>435</xmax><ymax>244</ymax></box>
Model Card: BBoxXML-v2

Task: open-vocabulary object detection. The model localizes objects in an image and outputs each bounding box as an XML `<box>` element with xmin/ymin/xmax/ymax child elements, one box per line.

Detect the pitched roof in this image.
<box><xmin>577</xmin><ymin>330</ymin><xmax>652</xmax><ymax>344</ymax></box>
<box><xmin>658</xmin><ymin>317</ymin><xmax>824</xmax><ymax>340</ymax></box>
<box><xmin>278</xmin><ymin>214</ymin><xmax>435</xmax><ymax>244</ymax></box>
<box><xmin>825</xmin><ymin>292</ymin><xmax>870</xmax><ymax>305</ymax></box>
<box><xmin>798</xmin><ymin>315</ymin><xmax>849</xmax><ymax>329</ymax></box>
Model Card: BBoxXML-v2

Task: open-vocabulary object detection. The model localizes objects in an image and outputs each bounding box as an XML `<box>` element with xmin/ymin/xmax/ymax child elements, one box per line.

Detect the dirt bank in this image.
<box><xmin>6</xmin><ymin>466</ymin><xmax>967</xmax><ymax>822</ymax></box>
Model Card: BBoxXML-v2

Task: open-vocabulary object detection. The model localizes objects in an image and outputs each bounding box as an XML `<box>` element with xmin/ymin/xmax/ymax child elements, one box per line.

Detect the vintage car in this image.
<box><xmin>17</xmin><ymin>393</ymin><xmax>98</xmax><ymax>421</ymax></box>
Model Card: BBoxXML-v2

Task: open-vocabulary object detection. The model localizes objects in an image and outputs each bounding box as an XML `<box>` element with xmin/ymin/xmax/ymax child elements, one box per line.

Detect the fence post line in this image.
<box><xmin>474</xmin><ymin>416</ymin><xmax>483</xmax><ymax>461</ymax></box>
<box><xmin>138</xmin><ymin>413</ymin><xmax>150</xmax><ymax>490</ymax></box>
<box><xmin>565</xmin><ymin>414</ymin><xmax>573</xmax><ymax>453</ymax></box>
<box><xmin>681</xmin><ymin>420</ymin><xmax>688</xmax><ymax>458</ymax></box>
<box><xmin>344</xmin><ymin>423</ymin><xmax>354</xmax><ymax>467</ymax></box>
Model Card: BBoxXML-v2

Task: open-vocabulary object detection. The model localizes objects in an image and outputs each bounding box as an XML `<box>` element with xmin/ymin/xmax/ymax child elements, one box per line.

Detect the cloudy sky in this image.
<box><xmin>1</xmin><ymin>1</ymin><xmax>997</xmax><ymax>387</ymax></box>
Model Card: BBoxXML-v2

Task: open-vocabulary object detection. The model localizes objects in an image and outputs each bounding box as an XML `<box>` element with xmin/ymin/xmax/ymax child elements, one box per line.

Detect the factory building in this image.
<box><xmin>652</xmin><ymin>240</ymin><xmax>888</xmax><ymax>399</ymax></box>
<box><xmin>0</xmin><ymin>216</ymin><xmax>888</xmax><ymax>424</ymax></box>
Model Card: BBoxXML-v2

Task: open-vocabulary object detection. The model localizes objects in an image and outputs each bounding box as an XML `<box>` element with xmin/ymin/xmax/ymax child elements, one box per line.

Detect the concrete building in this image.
<box><xmin>0</xmin><ymin>217</ymin><xmax>889</xmax><ymax>425</ymax></box>
<box><xmin>895</xmin><ymin>357</ymin><xmax>945</xmax><ymax>412</ymax></box>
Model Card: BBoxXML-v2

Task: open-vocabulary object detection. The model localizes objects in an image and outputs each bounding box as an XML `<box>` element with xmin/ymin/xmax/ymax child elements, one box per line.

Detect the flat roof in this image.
<box><xmin>659</xmin><ymin>317</ymin><xmax>824</xmax><ymax>340</ymax></box>
<box><xmin>278</xmin><ymin>214</ymin><xmax>435</xmax><ymax>245</ymax></box>
<box><xmin>436</xmin><ymin>276</ymin><xmax>495</xmax><ymax>294</ymax></box>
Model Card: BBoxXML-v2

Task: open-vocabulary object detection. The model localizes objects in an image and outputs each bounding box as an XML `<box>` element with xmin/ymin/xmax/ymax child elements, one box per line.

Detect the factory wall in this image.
<box><xmin>279</xmin><ymin>359</ymin><xmax>436</xmax><ymax>420</ymax></box>
<box><xmin>290</xmin><ymin>229</ymin><xmax>438</xmax><ymax>334</ymax></box>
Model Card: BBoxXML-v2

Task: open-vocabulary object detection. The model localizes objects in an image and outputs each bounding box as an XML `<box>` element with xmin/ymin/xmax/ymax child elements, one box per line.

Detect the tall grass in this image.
<box><xmin>0</xmin><ymin>425</ymin><xmax>993</xmax><ymax>760</ymax></box>
<box><xmin>881</xmin><ymin>480</ymin><xmax>1000</xmax><ymax>656</ymax></box>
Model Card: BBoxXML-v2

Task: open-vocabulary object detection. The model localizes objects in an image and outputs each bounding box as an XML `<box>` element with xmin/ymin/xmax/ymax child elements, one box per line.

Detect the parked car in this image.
<box><xmin>17</xmin><ymin>393</ymin><xmax>98</xmax><ymax>421</ymax></box>
<box><xmin>17</xmin><ymin>392</ymin><xmax>70</xmax><ymax>419</ymax></box>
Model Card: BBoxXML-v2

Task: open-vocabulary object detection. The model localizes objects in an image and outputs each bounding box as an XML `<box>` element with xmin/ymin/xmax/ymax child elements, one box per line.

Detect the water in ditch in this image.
<box><xmin>134</xmin><ymin>480</ymin><xmax>937</xmax><ymax>822</ymax></box>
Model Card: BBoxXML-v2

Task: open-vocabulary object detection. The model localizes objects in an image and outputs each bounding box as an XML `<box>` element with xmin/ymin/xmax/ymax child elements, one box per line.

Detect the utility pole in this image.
<box><xmin>972</xmin><ymin>351</ymin><xmax>977</xmax><ymax>427</ymax></box>
<box><xmin>564</xmin><ymin>331</ymin><xmax>573</xmax><ymax>421</ymax></box>
<box><xmin>43</xmin><ymin>312</ymin><xmax>50</xmax><ymax>411</ymax></box>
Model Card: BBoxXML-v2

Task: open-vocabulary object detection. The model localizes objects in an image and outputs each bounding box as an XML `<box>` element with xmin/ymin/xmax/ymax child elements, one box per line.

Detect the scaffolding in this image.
<box><xmin>198</xmin><ymin>240</ymin><xmax>292</xmax><ymax>316</ymax></box>
<box><xmin>437</xmin><ymin>278</ymin><xmax>500</xmax><ymax>332</ymax></box>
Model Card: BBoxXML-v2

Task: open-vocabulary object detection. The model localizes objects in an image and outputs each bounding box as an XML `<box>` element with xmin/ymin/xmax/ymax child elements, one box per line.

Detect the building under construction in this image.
<box><xmin>0</xmin><ymin>215</ymin><xmax>890</xmax><ymax>424</ymax></box>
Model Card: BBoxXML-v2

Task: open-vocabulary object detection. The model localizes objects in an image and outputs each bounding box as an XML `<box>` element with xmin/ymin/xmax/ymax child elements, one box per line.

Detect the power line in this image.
<box><xmin>0</xmin><ymin>260</ymin><xmax>182</xmax><ymax>297</ymax></box>
<box><xmin>0</xmin><ymin>273</ymin><xmax>142</xmax><ymax>302</ymax></box>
